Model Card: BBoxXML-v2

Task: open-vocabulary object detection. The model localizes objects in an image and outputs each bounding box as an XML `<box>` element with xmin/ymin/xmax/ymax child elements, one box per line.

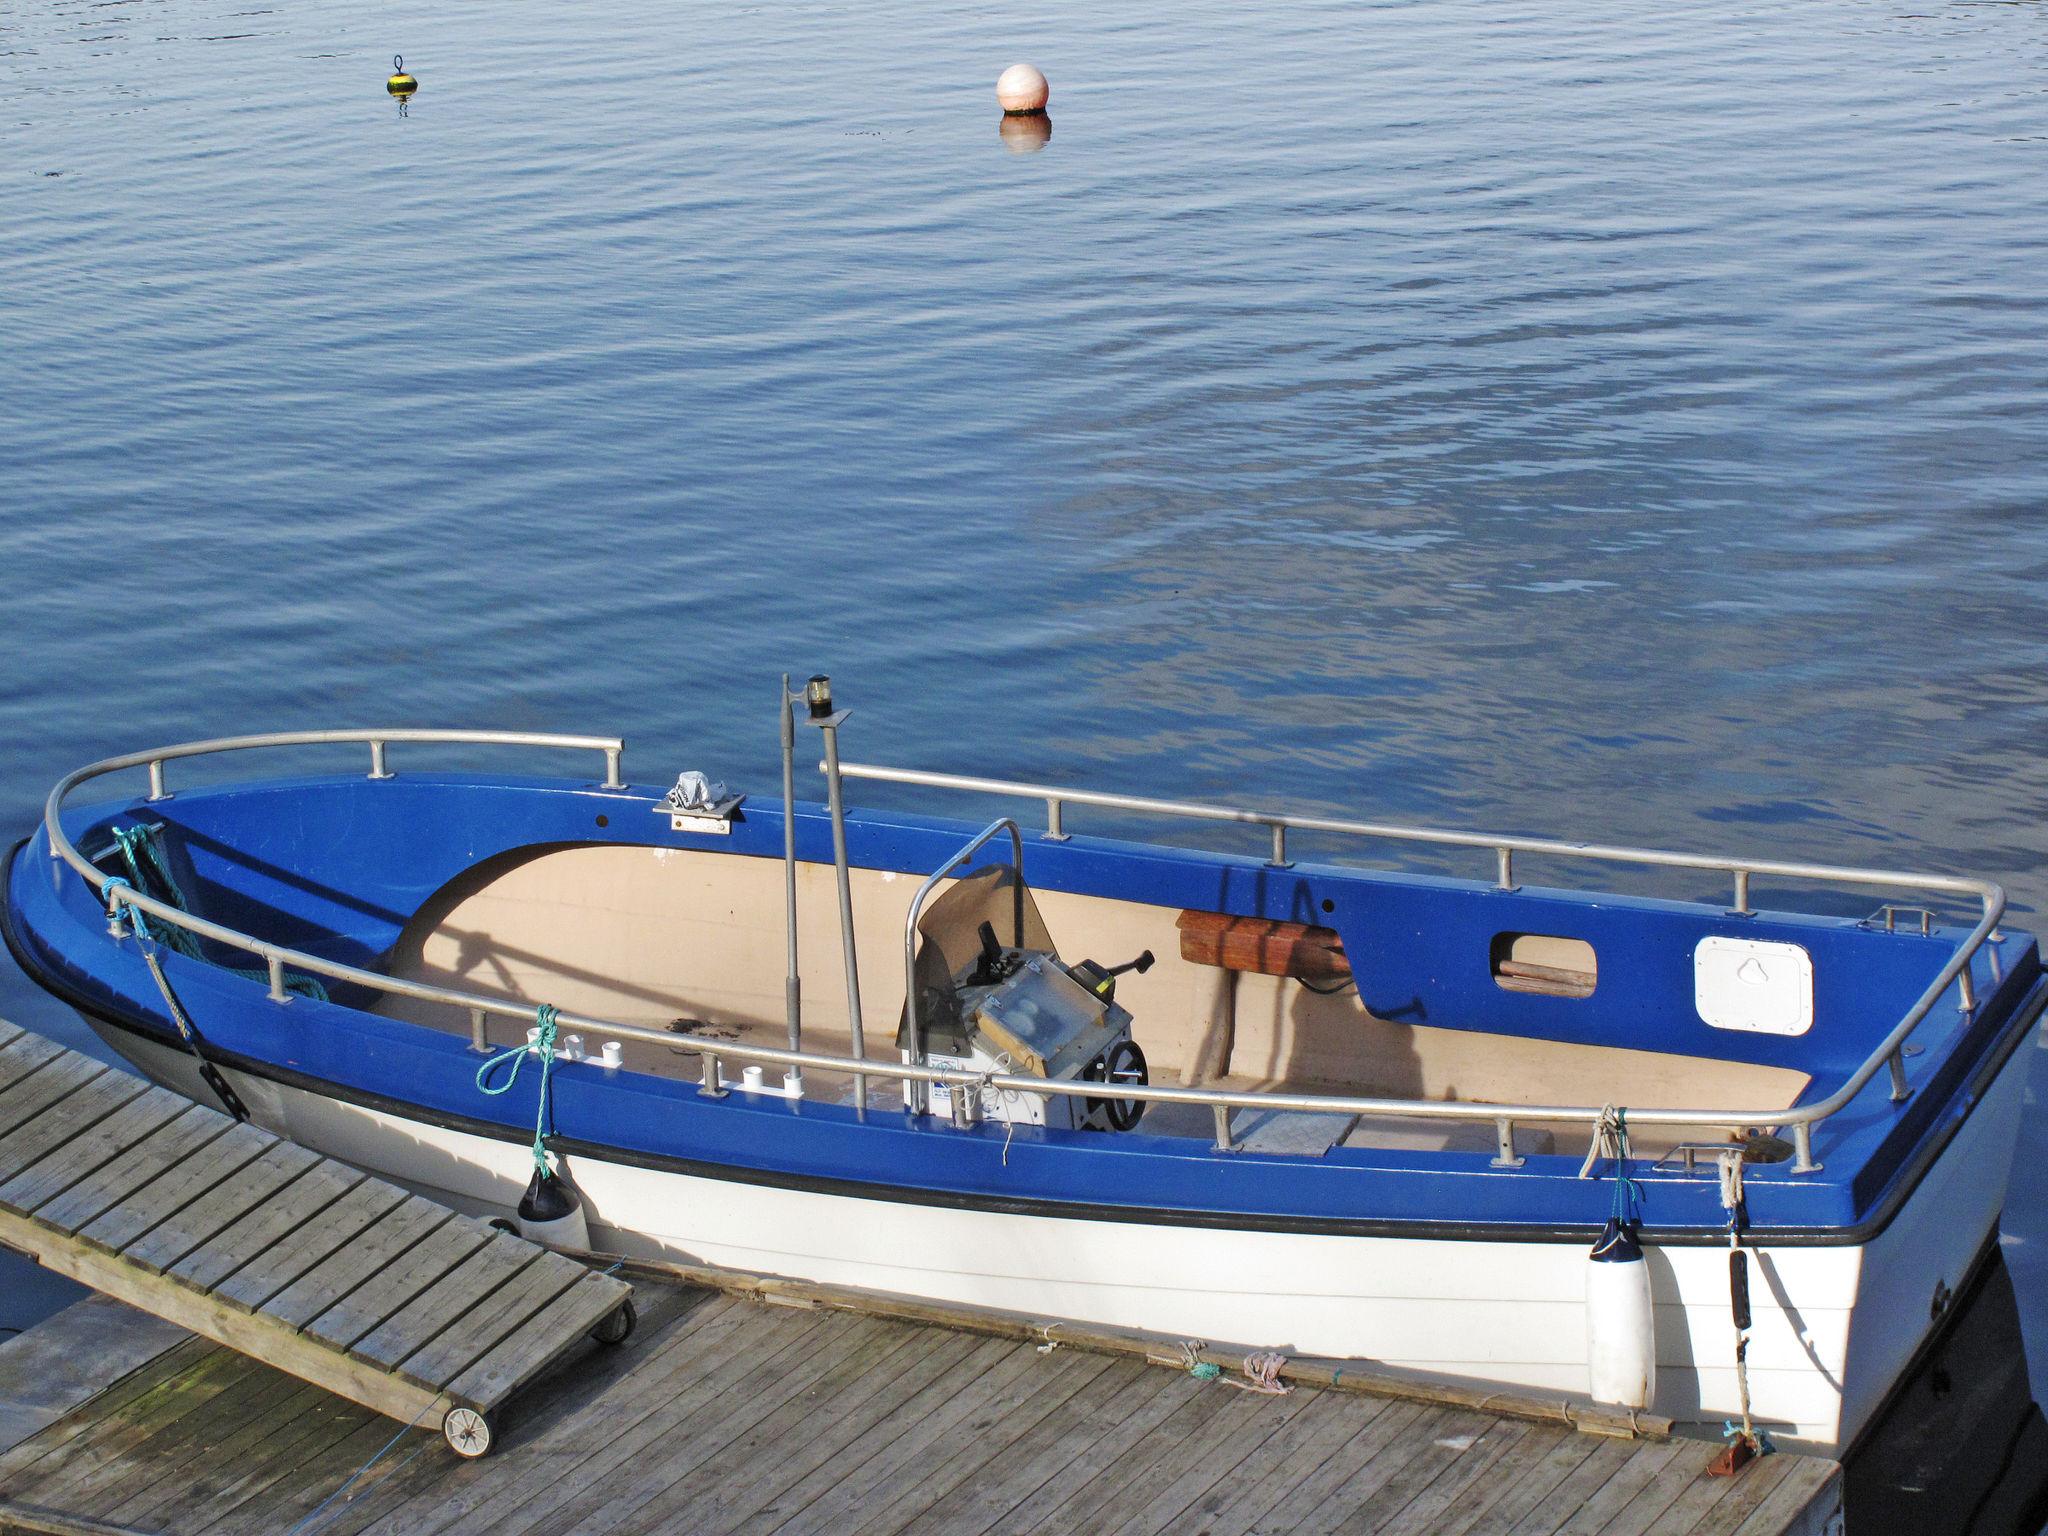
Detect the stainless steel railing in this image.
<box><xmin>899</xmin><ymin>817</ymin><xmax>1025</xmax><ymax>1116</ymax></box>
<box><xmin>38</xmin><ymin>730</ymin><xmax>2007</xmax><ymax>1177</ymax></box>
<box><xmin>832</xmin><ymin>760</ymin><xmax>2008</xmax><ymax>1173</ymax></box>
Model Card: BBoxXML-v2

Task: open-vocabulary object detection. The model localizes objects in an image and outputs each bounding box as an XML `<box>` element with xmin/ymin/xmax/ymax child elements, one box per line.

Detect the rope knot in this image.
<box><xmin>476</xmin><ymin>1004</ymin><xmax>564</xmax><ymax>1178</ymax></box>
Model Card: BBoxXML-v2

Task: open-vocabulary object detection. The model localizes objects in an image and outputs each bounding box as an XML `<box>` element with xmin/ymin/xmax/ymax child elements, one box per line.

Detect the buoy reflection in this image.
<box><xmin>998</xmin><ymin>114</ymin><xmax>1051</xmax><ymax>154</ymax></box>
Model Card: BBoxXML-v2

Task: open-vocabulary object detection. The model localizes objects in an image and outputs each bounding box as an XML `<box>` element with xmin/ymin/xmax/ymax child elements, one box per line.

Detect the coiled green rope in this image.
<box><xmin>104</xmin><ymin>824</ymin><xmax>328</xmax><ymax>1002</ymax></box>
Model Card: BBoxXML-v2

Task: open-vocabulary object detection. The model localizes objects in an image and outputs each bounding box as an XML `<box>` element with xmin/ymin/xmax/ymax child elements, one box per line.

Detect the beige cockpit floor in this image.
<box><xmin>371</xmin><ymin>841</ymin><xmax>1811</xmax><ymax>1163</ymax></box>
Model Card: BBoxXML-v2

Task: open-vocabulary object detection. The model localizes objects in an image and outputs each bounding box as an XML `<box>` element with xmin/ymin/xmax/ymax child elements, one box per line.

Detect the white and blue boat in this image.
<box><xmin>3</xmin><ymin>680</ymin><xmax>2036</xmax><ymax>1453</ymax></box>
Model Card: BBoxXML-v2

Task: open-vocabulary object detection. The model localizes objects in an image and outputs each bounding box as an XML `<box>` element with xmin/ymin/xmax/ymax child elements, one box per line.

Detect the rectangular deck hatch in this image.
<box><xmin>1695</xmin><ymin>936</ymin><xmax>1813</xmax><ymax>1036</ymax></box>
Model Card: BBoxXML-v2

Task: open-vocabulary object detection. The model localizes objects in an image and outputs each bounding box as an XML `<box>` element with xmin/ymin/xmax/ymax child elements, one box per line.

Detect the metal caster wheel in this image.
<box><xmin>443</xmin><ymin>1405</ymin><xmax>496</xmax><ymax>1458</ymax></box>
<box><xmin>591</xmin><ymin>1297</ymin><xmax>636</xmax><ymax>1346</ymax></box>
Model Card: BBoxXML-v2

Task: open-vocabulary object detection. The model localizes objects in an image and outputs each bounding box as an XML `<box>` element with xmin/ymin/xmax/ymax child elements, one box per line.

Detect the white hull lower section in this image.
<box><xmin>93</xmin><ymin>1022</ymin><xmax>2030</xmax><ymax>1453</ymax></box>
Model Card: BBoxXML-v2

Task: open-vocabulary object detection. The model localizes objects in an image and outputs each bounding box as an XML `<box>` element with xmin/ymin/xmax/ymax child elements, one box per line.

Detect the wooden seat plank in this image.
<box><xmin>83</xmin><ymin>1130</ymin><xmax>290</xmax><ymax>1261</ymax></box>
<box><xmin>393</xmin><ymin>1252</ymin><xmax>592</xmax><ymax>1392</ymax></box>
<box><xmin>0</xmin><ymin>1019</ymin><xmax>21</xmax><ymax>1051</ymax></box>
<box><xmin>303</xmin><ymin>1211</ymin><xmax>497</xmax><ymax>1352</ymax></box>
<box><xmin>150</xmin><ymin>1144</ymin><xmax>348</xmax><ymax>1284</ymax></box>
<box><xmin>0</xmin><ymin>1084</ymin><xmax>188</xmax><ymax>1215</ymax></box>
<box><xmin>0</xmin><ymin>1067</ymin><xmax>148</xmax><ymax>1181</ymax></box>
<box><xmin>0</xmin><ymin>1031</ymin><xmax>65</xmax><ymax>1094</ymax></box>
<box><xmin>440</xmin><ymin>1273</ymin><xmax>634</xmax><ymax>1408</ymax></box>
<box><xmin>30</xmin><ymin>1104</ymin><xmax>236</xmax><ymax>1236</ymax></box>
<box><xmin>263</xmin><ymin>1195</ymin><xmax>456</xmax><ymax>1331</ymax></box>
<box><xmin>209</xmin><ymin>1177</ymin><xmax>409</xmax><ymax>1313</ymax></box>
<box><xmin>350</xmin><ymin>1233</ymin><xmax>541</xmax><ymax>1371</ymax></box>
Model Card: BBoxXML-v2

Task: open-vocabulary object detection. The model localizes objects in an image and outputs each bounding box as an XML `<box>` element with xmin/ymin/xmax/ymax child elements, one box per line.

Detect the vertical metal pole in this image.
<box><xmin>780</xmin><ymin>677</ymin><xmax>803</xmax><ymax>1080</ymax></box>
<box><xmin>1791</xmin><ymin>1122</ymin><xmax>1821</xmax><ymax>1174</ymax></box>
<box><xmin>1496</xmin><ymin>847</ymin><xmax>1514</xmax><ymax>890</ymax></box>
<box><xmin>1491</xmin><ymin>1117</ymin><xmax>1524</xmax><ymax>1168</ymax></box>
<box><xmin>821</xmin><ymin>719</ymin><xmax>867</xmax><ymax>1114</ymax></box>
<box><xmin>1733</xmin><ymin>869</ymin><xmax>1751</xmax><ymax>916</ymax></box>
<box><xmin>368</xmin><ymin>740</ymin><xmax>391</xmax><ymax>779</ymax></box>
<box><xmin>1887</xmin><ymin>1049</ymin><xmax>1911</xmax><ymax>1102</ymax></box>
<box><xmin>1212</xmin><ymin>1103</ymin><xmax>1235</xmax><ymax>1151</ymax></box>
<box><xmin>147</xmin><ymin>760</ymin><xmax>168</xmax><ymax>802</ymax></box>
<box><xmin>602</xmin><ymin>746</ymin><xmax>624</xmax><ymax>790</ymax></box>
<box><xmin>469</xmin><ymin>1006</ymin><xmax>489</xmax><ymax>1054</ymax></box>
<box><xmin>266</xmin><ymin>955</ymin><xmax>288</xmax><ymax>1003</ymax></box>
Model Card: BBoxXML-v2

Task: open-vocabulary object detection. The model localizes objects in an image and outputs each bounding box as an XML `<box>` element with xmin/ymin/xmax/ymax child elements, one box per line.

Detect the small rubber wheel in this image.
<box><xmin>443</xmin><ymin>1405</ymin><xmax>495</xmax><ymax>1458</ymax></box>
<box><xmin>591</xmin><ymin>1298</ymin><xmax>636</xmax><ymax>1346</ymax></box>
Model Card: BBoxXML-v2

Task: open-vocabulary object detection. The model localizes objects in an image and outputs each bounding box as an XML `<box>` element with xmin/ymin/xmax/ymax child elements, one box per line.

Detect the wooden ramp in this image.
<box><xmin>0</xmin><ymin>1278</ymin><xmax>1842</xmax><ymax>1536</ymax></box>
<box><xmin>0</xmin><ymin>1021</ymin><xmax>632</xmax><ymax>1459</ymax></box>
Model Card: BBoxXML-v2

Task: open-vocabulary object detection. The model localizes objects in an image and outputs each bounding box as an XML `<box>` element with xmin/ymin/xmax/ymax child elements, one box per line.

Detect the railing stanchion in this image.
<box><xmin>700</xmin><ymin>1053</ymin><xmax>727</xmax><ymax>1098</ymax></box>
<box><xmin>602</xmin><ymin>747</ymin><xmax>624</xmax><ymax>790</ymax></box>
<box><xmin>147</xmin><ymin>760</ymin><xmax>168</xmax><ymax>802</ymax></box>
<box><xmin>1887</xmin><ymin>1049</ymin><xmax>1911</xmax><ymax>1103</ymax></box>
<box><xmin>1045</xmin><ymin>798</ymin><xmax>1067</xmax><ymax>842</ymax></box>
<box><xmin>368</xmin><ymin>740</ymin><xmax>392</xmax><ymax>780</ymax></box>
<box><xmin>1792</xmin><ymin>1122</ymin><xmax>1822</xmax><ymax>1174</ymax></box>
<box><xmin>1269</xmin><ymin>824</ymin><xmax>1289</xmax><ymax>869</ymax></box>
<box><xmin>1959</xmin><ymin>967</ymin><xmax>1977</xmax><ymax>1013</ymax></box>
<box><xmin>266</xmin><ymin>955</ymin><xmax>288</xmax><ymax>1003</ymax></box>
<box><xmin>469</xmin><ymin>1007</ymin><xmax>490</xmax><ymax>1054</ymax></box>
<box><xmin>1212</xmin><ymin>1104</ymin><xmax>1235</xmax><ymax>1151</ymax></box>
<box><xmin>1733</xmin><ymin>869</ymin><xmax>1751</xmax><ymax>915</ymax></box>
<box><xmin>1492</xmin><ymin>1117</ymin><xmax>1524</xmax><ymax>1168</ymax></box>
<box><xmin>1496</xmin><ymin>847</ymin><xmax>1514</xmax><ymax>890</ymax></box>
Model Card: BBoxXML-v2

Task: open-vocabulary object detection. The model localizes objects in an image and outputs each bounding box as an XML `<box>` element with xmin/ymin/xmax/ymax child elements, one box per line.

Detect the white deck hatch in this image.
<box><xmin>1694</xmin><ymin>936</ymin><xmax>1814</xmax><ymax>1036</ymax></box>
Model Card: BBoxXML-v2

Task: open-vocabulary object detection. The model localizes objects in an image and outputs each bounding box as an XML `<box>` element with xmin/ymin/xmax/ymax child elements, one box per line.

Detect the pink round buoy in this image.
<box><xmin>996</xmin><ymin>63</ymin><xmax>1049</xmax><ymax>116</ymax></box>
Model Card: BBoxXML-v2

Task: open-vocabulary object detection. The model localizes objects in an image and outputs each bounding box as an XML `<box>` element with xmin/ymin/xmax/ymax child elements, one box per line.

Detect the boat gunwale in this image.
<box><xmin>34</xmin><ymin>728</ymin><xmax>2011</xmax><ymax>1161</ymax></box>
<box><xmin>7</xmin><ymin>877</ymin><xmax>2040</xmax><ymax>1247</ymax></box>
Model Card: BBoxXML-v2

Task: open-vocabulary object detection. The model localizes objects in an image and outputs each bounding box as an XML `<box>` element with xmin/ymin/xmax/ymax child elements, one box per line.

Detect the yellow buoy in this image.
<box><xmin>386</xmin><ymin>54</ymin><xmax>417</xmax><ymax>97</ymax></box>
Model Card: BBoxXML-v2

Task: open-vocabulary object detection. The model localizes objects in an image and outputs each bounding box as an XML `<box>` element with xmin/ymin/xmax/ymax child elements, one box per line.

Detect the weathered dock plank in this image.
<box><xmin>304</xmin><ymin>1208</ymin><xmax>495</xmax><ymax>1351</ymax></box>
<box><xmin>0</xmin><ymin>1024</ymin><xmax>630</xmax><ymax>1463</ymax></box>
<box><xmin>0</xmin><ymin>1083</ymin><xmax>186</xmax><ymax>1214</ymax></box>
<box><xmin>0</xmin><ymin>1277</ymin><xmax>1843</xmax><ymax>1536</ymax></box>
<box><xmin>29</xmin><ymin>1103</ymin><xmax>234</xmax><ymax>1236</ymax></box>
<box><xmin>0</xmin><ymin>1031</ymin><xmax>66</xmax><ymax>1094</ymax></box>
<box><xmin>266</xmin><ymin>1194</ymin><xmax>453</xmax><ymax>1330</ymax></box>
<box><xmin>78</xmin><ymin>1118</ymin><xmax>281</xmax><ymax>1259</ymax></box>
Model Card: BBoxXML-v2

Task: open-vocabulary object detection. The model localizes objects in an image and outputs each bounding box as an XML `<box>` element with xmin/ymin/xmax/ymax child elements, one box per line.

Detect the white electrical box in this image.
<box><xmin>1694</xmin><ymin>936</ymin><xmax>1814</xmax><ymax>1036</ymax></box>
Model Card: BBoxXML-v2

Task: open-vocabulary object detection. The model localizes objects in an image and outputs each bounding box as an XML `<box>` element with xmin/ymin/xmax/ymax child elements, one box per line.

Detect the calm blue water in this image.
<box><xmin>3</xmin><ymin>0</ymin><xmax>2046</xmax><ymax>1407</ymax></box>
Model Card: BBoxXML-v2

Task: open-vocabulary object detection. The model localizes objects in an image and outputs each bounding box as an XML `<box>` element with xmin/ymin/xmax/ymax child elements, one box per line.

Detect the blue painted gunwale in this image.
<box><xmin>5</xmin><ymin>770</ymin><xmax>2040</xmax><ymax>1245</ymax></box>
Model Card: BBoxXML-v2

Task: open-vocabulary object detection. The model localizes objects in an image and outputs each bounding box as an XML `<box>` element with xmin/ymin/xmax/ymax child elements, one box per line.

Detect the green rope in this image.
<box><xmin>1608</xmin><ymin>1109</ymin><xmax>1644</xmax><ymax>1228</ymax></box>
<box><xmin>111</xmin><ymin>826</ymin><xmax>200</xmax><ymax>959</ymax></box>
<box><xmin>477</xmin><ymin>1004</ymin><xmax>561</xmax><ymax>1178</ymax></box>
<box><xmin>1189</xmin><ymin>1362</ymin><xmax>1223</xmax><ymax>1382</ymax></box>
<box><xmin>105</xmin><ymin>823</ymin><xmax>328</xmax><ymax>1002</ymax></box>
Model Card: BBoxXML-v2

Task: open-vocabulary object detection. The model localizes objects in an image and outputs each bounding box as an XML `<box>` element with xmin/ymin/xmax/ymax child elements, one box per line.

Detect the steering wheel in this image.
<box><xmin>1084</xmin><ymin>1038</ymin><xmax>1149</xmax><ymax>1131</ymax></box>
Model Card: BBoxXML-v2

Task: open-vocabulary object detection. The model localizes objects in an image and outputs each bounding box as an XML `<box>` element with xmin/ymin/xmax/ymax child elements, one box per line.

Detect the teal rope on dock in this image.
<box><xmin>477</xmin><ymin>1003</ymin><xmax>562</xmax><ymax>1177</ymax></box>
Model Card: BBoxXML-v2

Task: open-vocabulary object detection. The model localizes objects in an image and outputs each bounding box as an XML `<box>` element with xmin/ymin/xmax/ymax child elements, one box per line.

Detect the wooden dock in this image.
<box><xmin>0</xmin><ymin>1022</ymin><xmax>631</xmax><ymax>1459</ymax></box>
<box><xmin>0</xmin><ymin>1016</ymin><xmax>1841</xmax><ymax>1535</ymax></box>
<box><xmin>0</xmin><ymin>1276</ymin><xmax>1841</xmax><ymax>1536</ymax></box>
